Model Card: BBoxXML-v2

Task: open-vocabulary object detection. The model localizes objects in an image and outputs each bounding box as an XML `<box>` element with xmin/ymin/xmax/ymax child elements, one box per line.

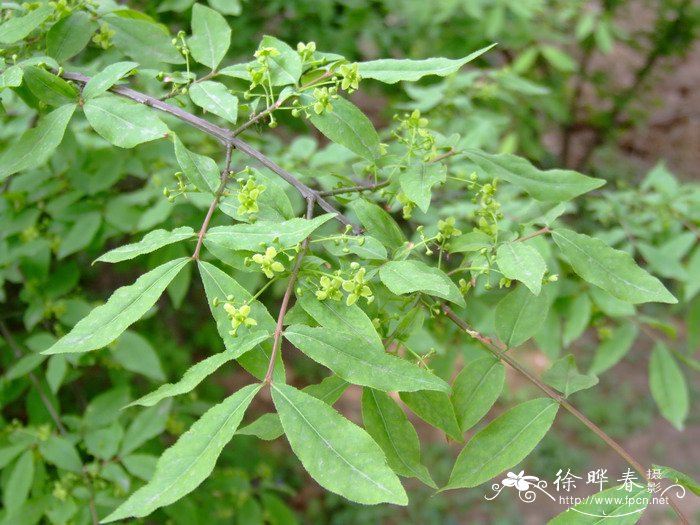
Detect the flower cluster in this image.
<box><xmin>214</xmin><ymin>295</ymin><xmax>258</xmax><ymax>337</ymax></box>
<box><xmin>92</xmin><ymin>23</ymin><xmax>115</xmax><ymax>50</ymax></box>
<box><xmin>467</xmin><ymin>173</ymin><xmax>503</xmax><ymax>236</ymax></box>
<box><xmin>392</xmin><ymin>109</ymin><xmax>436</xmax><ymax>160</ymax></box>
<box><xmin>436</xmin><ymin>217</ymin><xmax>462</xmax><ymax>242</ymax></box>
<box><xmin>248</xmin><ymin>46</ymin><xmax>280</xmax><ymax>89</ymax></box>
<box><xmin>297</xmin><ymin>41</ymin><xmax>316</xmax><ymax>62</ymax></box>
<box><xmin>252</xmin><ymin>247</ymin><xmax>285</xmax><ymax>278</ymax></box>
<box><xmin>236</xmin><ymin>176</ymin><xmax>266</xmax><ymax>216</ymax></box>
<box><xmin>315</xmin><ymin>263</ymin><xmax>374</xmax><ymax>306</ymax></box>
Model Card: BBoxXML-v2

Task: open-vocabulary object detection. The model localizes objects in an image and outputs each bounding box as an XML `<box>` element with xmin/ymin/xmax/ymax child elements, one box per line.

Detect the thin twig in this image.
<box><xmin>441</xmin><ymin>306</ymin><xmax>689</xmax><ymax>525</ymax></box>
<box><xmin>513</xmin><ymin>226</ymin><xmax>550</xmax><ymax>243</ymax></box>
<box><xmin>192</xmin><ymin>144</ymin><xmax>233</xmax><ymax>260</ymax></box>
<box><xmin>61</xmin><ymin>71</ymin><xmax>358</xmax><ymax>233</ymax></box>
<box><xmin>264</xmin><ymin>196</ymin><xmax>316</xmax><ymax>383</ymax></box>
<box><xmin>318</xmin><ymin>180</ymin><xmax>390</xmax><ymax>197</ymax></box>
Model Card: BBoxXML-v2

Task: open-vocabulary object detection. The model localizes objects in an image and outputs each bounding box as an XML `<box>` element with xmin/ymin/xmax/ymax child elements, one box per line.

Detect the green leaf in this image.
<box><xmin>296</xmin><ymin>291</ymin><xmax>384</xmax><ymax>353</ymax></box>
<box><xmin>205</xmin><ymin>214</ymin><xmax>335</xmax><ymax>252</ymax></box>
<box><xmin>84</xmin><ymin>95</ymin><xmax>169</xmax><ymax>149</ymax></box>
<box><xmin>3</xmin><ymin>450</ymin><xmax>34</xmax><ymax>513</ymax></box>
<box><xmin>57</xmin><ymin>211</ymin><xmax>101</xmax><ymax>259</ymax></box>
<box><xmin>84</xmin><ymin>387</ymin><xmax>131</xmax><ymax>428</ymax></box>
<box><xmin>445</xmin><ymin>398</ymin><xmax>558</xmax><ymax>489</ymax></box>
<box><xmin>362</xmin><ymin>388</ymin><xmax>436</xmax><ymax>487</ymax></box>
<box><xmin>207</xmin><ymin>0</ymin><xmax>241</xmax><ymax>15</ymax></box>
<box><xmin>95</xmin><ymin>227</ymin><xmax>196</xmax><ymax>264</ymax></box>
<box><xmin>562</xmin><ymin>294</ymin><xmax>592</xmax><ymax>346</ymax></box>
<box><xmin>0</xmin><ymin>104</ymin><xmax>75</xmax><ymax>182</ymax></box>
<box><xmin>285</xmin><ymin>324</ymin><xmax>449</xmax><ymax>392</ymax></box>
<box><xmin>652</xmin><ymin>464</ymin><xmax>700</xmax><ymax>496</ymax></box>
<box><xmin>399</xmin><ymin>391</ymin><xmax>462</xmax><ymax>441</ymax></box>
<box><xmin>129</xmin><ymin>331</ymin><xmax>269</xmax><ymax>407</ymax></box>
<box><xmin>552</xmin><ymin>229</ymin><xmax>676</xmax><ymax>304</ymax></box>
<box><xmin>259</xmin><ymin>35</ymin><xmax>302</xmax><ymax>86</ymax></box>
<box><xmin>590</xmin><ymin>322</ymin><xmax>638</xmax><ymax>375</ymax></box>
<box><xmin>188</xmin><ymin>4</ymin><xmax>231</xmax><ymax>70</ymax></box>
<box><xmin>542</xmin><ymin>354</ymin><xmax>598</xmax><ymax>397</ymax></box>
<box><xmin>451</xmin><ymin>357</ymin><xmax>505</xmax><ymax>432</ymax></box>
<box><xmin>189</xmin><ymin>81</ymin><xmax>238</xmax><ymax>123</ymax></box>
<box><xmin>548</xmin><ymin>484</ymin><xmax>649</xmax><ymax>524</ymax></box>
<box><xmin>44</xmin><ymin>258</ymin><xmax>190</xmax><ymax>354</ymax></box>
<box><xmin>649</xmin><ymin>343</ymin><xmax>689</xmax><ymax>431</ymax></box>
<box><xmin>103</xmin><ymin>384</ymin><xmax>261</xmax><ymax>522</ymax></box>
<box><xmin>38</xmin><ymin>436</ymin><xmax>82</xmax><ymax>473</ymax></box>
<box><xmin>46</xmin><ymin>12</ymin><xmax>94</xmax><ymax>62</ymax></box>
<box><xmin>495</xmin><ymin>285</ymin><xmax>550</xmax><ymax>347</ymax></box>
<box><xmin>23</xmin><ymin>67</ymin><xmax>78</xmax><ymax>107</ymax></box>
<box><xmin>82</xmin><ymin>61</ymin><xmax>139</xmax><ymax>100</ymax></box>
<box><xmin>352</xmin><ymin>200</ymin><xmax>406</xmax><ymax>251</ymax></box>
<box><xmin>112</xmin><ymin>331</ymin><xmax>166</xmax><ymax>382</ymax></box>
<box><xmin>173</xmin><ymin>134</ymin><xmax>221</xmax><ymax>193</ymax></box>
<box><xmin>449</xmin><ymin>230</ymin><xmax>493</xmax><ymax>253</ymax></box>
<box><xmin>399</xmin><ymin>162</ymin><xmax>446</xmax><ymax>213</ymax></box>
<box><xmin>4</xmin><ymin>353</ymin><xmax>46</xmax><ymax>381</ymax></box>
<box><xmin>106</xmin><ymin>14</ymin><xmax>185</xmax><ymax>66</ymax></box>
<box><xmin>357</xmin><ymin>44</ymin><xmax>496</xmax><ymax>83</ymax></box>
<box><xmin>237</xmin><ymin>413</ymin><xmax>284</xmax><ymax>441</ymax></box>
<box><xmin>0</xmin><ymin>445</ymin><xmax>27</xmax><ymax>469</ymax></box>
<box><xmin>198</xmin><ymin>261</ymin><xmax>279</xmax><ymax>381</ymax></box>
<box><xmin>496</xmin><ymin>242</ymin><xmax>546</xmax><ymax>295</ymax></box>
<box><xmin>540</xmin><ymin>45</ymin><xmax>577</xmax><ymax>72</ymax></box>
<box><xmin>0</xmin><ymin>5</ymin><xmax>53</xmax><ymax>44</ymax></box>
<box><xmin>271</xmin><ymin>383</ymin><xmax>407</xmax><ymax>505</ymax></box>
<box><xmin>120</xmin><ymin>400</ymin><xmax>172</xmax><ymax>456</ymax></box>
<box><xmin>465</xmin><ymin>150</ymin><xmax>605</xmax><ymax>201</ymax></box>
<box><xmin>308</xmin><ymin>97</ymin><xmax>380</xmax><ymax>161</ymax></box>
<box><xmin>379</xmin><ymin>260</ymin><xmax>465</xmax><ymax>306</ymax></box>
<box><xmin>0</xmin><ymin>65</ymin><xmax>23</xmax><ymax>90</ymax></box>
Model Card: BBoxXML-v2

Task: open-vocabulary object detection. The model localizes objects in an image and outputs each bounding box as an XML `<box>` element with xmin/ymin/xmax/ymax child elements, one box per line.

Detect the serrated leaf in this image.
<box><xmin>95</xmin><ymin>227</ymin><xmax>196</xmax><ymax>264</ymax></box>
<box><xmin>495</xmin><ymin>285</ymin><xmax>549</xmax><ymax>347</ymax></box>
<box><xmin>496</xmin><ymin>242</ymin><xmax>546</xmax><ymax>295</ymax></box>
<box><xmin>445</xmin><ymin>398</ymin><xmax>558</xmax><ymax>489</ymax></box>
<box><xmin>259</xmin><ymin>35</ymin><xmax>302</xmax><ymax>86</ymax></box>
<box><xmin>106</xmin><ymin>14</ymin><xmax>185</xmax><ymax>66</ymax></box>
<box><xmin>173</xmin><ymin>134</ymin><xmax>221</xmax><ymax>193</ymax></box>
<box><xmin>44</xmin><ymin>258</ymin><xmax>190</xmax><ymax>354</ymax></box>
<box><xmin>649</xmin><ymin>343</ymin><xmax>689</xmax><ymax>431</ymax></box>
<box><xmin>189</xmin><ymin>81</ymin><xmax>238</xmax><ymax>123</ymax></box>
<box><xmin>46</xmin><ymin>12</ymin><xmax>94</xmax><ymax>62</ymax></box>
<box><xmin>0</xmin><ymin>104</ymin><xmax>75</xmax><ymax>182</ymax></box>
<box><xmin>129</xmin><ymin>331</ymin><xmax>269</xmax><ymax>407</ymax></box>
<box><xmin>548</xmin><ymin>484</ymin><xmax>649</xmax><ymax>524</ymax></box>
<box><xmin>0</xmin><ymin>5</ymin><xmax>53</xmax><ymax>44</ymax></box>
<box><xmin>285</xmin><ymin>324</ymin><xmax>449</xmax><ymax>392</ymax></box>
<box><xmin>296</xmin><ymin>291</ymin><xmax>384</xmax><ymax>353</ymax></box>
<box><xmin>362</xmin><ymin>388</ymin><xmax>436</xmax><ymax>487</ymax></box>
<box><xmin>188</xmin><ymin>4</ymin><xmax>231</xmax><ymax>70</ymax></box>
<box><xmin>308</xmin><ymin>97</ymin><xmax>380</xmax><ymax>161</ymax></box>
<box><xmin>652</xmin><ymin>464</ymin><xmax>700</xmax><ymax>496</ymax></box>
<box><xmin>590</xmin><ymin>322</ymin><xmax>638</xmax><ymax>375</ymax></box>
<box><xmin>352</xmin><ymin>200</ymin><xmax>406</xmax><ymax>250</ymax></box>
<box><xmin>84</xmin><ymin>95</ymin><xmax>169</xmax><ymax>148</ymax></box>
<box><xmin>465</xmin><ymin>150</ymin><xmax>605</xmax><ymax>201</ymax></box>
<box><xmin>357</xmin><ymin>44</ymin><xmax>496</xmax><ymax>83</ymax></box>
<box><xmin>542</xmin><ymin>354</ymin><xmax>598</xmax><ymax>397</ymax></box>
<box><xmin>552</xmin><ymin>229</ymin><xmax>676</xmax><ymax>304</ymax></box>
<box><xmin>103</xmin><ymin>384</ymin><xmax>261</xmax><ymax>522</ymax></box>
<box><xmin>399</xmin><ymin>162</ymin><xmax>446</xmax><ymax>213</ymax></box>
<box><xmin>399</xmin><ymin>390</ymin><xmax>462</xmax><ymax>441</ymax></box>
<box><xmin>82</xmin><ymin>61</ymin><xmax>139</xmax><ymax>100</ymax></box>
<box><xmin>205</xmin><ymin>214</ymin><xmax>335</xmax><ymax>252</ymax></box>
<box><xmin>271</xmin><ymin>383</ymin><xmax>407</xmax><ymax>505</ymax></box>
<box><xmin>379</xmin><ymin>260</ymin><xmax>465</xmax><ymax>306</ymax></box>
<box><xmin>23</xmin><ymin>67</ymin><xmax>78</xmax><ymax>107</ymax></box>
<box><xmin>451</xmin><ymin>357</ymin><xmax>505</xmax><ymax>432</ymax></box>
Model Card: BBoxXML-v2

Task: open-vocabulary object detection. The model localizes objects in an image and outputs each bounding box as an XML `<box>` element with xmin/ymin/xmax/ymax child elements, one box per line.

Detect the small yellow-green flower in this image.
<box><xmin>437</xmin><ymin>217</ymin><xmax>462</xmax><ymax>242</ymax></box>
<box><xmin>316</xmin><ymin>275</ymin><xmax>343</xmax><ymax>301</ymax></box>
<box><xmin>252</xmin><ymin>247</ymin><xmax>285</xmax><ymax>278</ymax></box>
<box><xmin>342</xmin><ymin>266</ymin><xmax>373</xmax><ymax>306</ymax></box>
<box><xmin>339</xmin><ymin>63</ymin><xmax>361</xmax><ymax>92</ymax></box>
<box><xmin>313</xmin><ymin>87</ymin><xmax>333</xmax><ymax>114</ymax></box>
<box><xmin>223</xmin><ymin>303</ymin><xmax>257</xmax><ymax>336</ymax></box>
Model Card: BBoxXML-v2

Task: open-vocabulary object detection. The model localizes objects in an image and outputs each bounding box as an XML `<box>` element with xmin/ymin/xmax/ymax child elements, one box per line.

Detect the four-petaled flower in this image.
<box><xmin>502</xmin><ymin>471</ymin><xmax>540</xmax><ymax>491</ymax></box>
